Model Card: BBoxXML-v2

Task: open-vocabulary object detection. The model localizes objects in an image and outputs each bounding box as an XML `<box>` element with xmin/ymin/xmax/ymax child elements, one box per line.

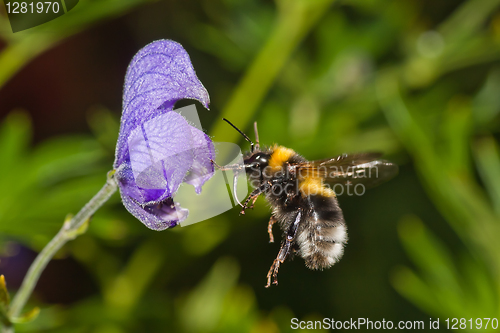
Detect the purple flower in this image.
<box><xmin>113</xmin><ymin>40</ymin><xmax>215</xmax><ymax>230</ymax></box>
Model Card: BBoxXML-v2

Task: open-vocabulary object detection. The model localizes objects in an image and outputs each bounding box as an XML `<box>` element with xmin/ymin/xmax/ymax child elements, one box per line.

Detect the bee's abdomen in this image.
<box><xmin>297</xmin><ymin>196</ymin><xmax>348</xmax><ymax>270</ymax></box>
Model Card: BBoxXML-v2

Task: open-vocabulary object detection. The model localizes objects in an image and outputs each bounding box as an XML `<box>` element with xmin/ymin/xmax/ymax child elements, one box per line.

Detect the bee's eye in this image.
<box><xmin>255</xmin><ymin>153</ymin><xmax>268</xmax><ymax>165</ymax></box>
<box><xmin>246</xmin><ymin>153</ymin><xmax>269</xmax><ymax>167</ymax></box>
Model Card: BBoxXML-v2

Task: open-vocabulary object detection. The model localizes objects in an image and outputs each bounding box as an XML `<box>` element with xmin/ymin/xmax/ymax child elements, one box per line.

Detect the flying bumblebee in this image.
<box><xmin>217</xmin><ymin>119</ymin><xmax>398</xmax><ymax>288</ymax></box>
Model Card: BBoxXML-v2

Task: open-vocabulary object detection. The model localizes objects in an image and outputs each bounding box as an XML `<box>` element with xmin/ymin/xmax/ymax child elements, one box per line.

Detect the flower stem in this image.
<box><xmin>5</xmin><ymin>170</ymin><xmax>118</xmax><ymax>329</ymax></box>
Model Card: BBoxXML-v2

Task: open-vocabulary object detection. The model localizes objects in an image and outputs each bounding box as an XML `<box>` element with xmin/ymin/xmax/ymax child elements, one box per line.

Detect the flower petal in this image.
<box><xmin>120</xmin><ymin>192</ymin><xmax>188</xmax><ymax>230</ymax></box>
<box><xmin>113</xmin><ymin>40</ymin><xmax>215</xmax><ymax>230</ymax></box>
<box><xmin>126</xmin><ymin>110</ymin><xmax>214</xmax><ymax>203</ymax></box>
<box><xmin>182</xmin><ymin>129</ymin><xmax>215</xmax><ymax>194</ymax></box>
<box><xmin>128</xmin><ymin>111</ymin><xmax>191</xmax><ymax>196</ymax></box>
<box><xmin>114</xmin><ymin>39</ymin><xmax>210</xmax><ymax>169</ymax></box>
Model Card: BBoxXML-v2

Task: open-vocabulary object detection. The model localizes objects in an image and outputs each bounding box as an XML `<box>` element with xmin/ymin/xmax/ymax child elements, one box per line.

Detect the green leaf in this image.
<box><xmin>0</xmin><ymin>111</ymin><xmax>31</xmax><ymax>187</ymax></box>
<box><xmin>0</xmin><ymin>275</ymin><xmax>12</xmax><ymax>328</ymax></box>
<box><xmin>179</xmin><ymin>257</ymin><xmax>240</xmax><ymax>333</ymax></box>
<box><xmin>473</xmin><ymin>137</ymin><xmax>500</xmax><ymax>216</ymax></box>
<box><xmin>0</xmin><ymin>275</ymin><xmax>10</xmax><ymax>309</ymax></box>
<box><xmin>459</xmin><ymin>254</ymin><xmax>498</xmax><ymax>317</ymax></box>
<box><xmin>391</xmin><ymin>266</ymin><xmax>444</xmax><ymax>317</ymax></box>
<box><xmin>0</xmin><ymin>0</ymin><xmax>157</xmax><ymax>89</ymax></box>
<box><xmin>11</xmin><ymin>306</ymin><xmax>40</xmax><ymax>324</ymax></box>
<box><xmin>440</xmin><ymin>96</ymin><xmax>473</xmax><ymax>174</ymax></box>
<box><xmin>397</xmin><ymin>216</ymin><xmax>468</xmax><ymax>316</ymax></box>
<box><xmin>86</xmin><ymin>107</ymin><xmax>120</xmax><ymax>152</ymax></box>
<box><xmin>0</xmin><ymin>113</ymin><xmax>110</xmax><ymax>244</ymax></box>
<box><xmin>398</xmin><ymin>216</ymin><xmax>460</xmax><ymax>291</ymax></box>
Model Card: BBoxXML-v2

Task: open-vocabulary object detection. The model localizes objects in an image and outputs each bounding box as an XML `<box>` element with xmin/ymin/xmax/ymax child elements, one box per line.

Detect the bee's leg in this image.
<box><xmin>240</xmin><ymin>182</ymin><xmax>271</xmax><ymax>214</ymax></box>
<box><xmin>266</xmin><ymin>209</ymin><xmax>302</xmax><ymax>288</ymax></box>
<box><xmin>210</xmin><ymin>159</ymin><xmax>243</xmax><ymax>171</ymax></box>
<box><xmin>267</xmin><ymin>216</ymin><xmax>277</xmax><ymax>243</ymax></box>
<box><xmin>248</xmin><ymin>195</ymin><xmax>259</xmax><ymax>210</ymax></box>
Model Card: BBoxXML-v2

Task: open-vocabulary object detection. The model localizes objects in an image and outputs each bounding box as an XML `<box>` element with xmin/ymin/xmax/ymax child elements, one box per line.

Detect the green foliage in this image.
<box><xmin>1</xmin><ymin>0</ymin><xmax>500</xmax><ymax>331</ymax></box>
<box><xmin>0</xmin><ymin>0</ymin><xmax>157</xmax><ymax>89</ymax></box>
<box><xmin>0</xmin><ymin>111</ymin><xmax>109</xmax><ymax>245</ymax></box>
<box><xmin>392</xmin><ymin>217</ymin><xmax>498</xmax><ymax>321</ymax></box>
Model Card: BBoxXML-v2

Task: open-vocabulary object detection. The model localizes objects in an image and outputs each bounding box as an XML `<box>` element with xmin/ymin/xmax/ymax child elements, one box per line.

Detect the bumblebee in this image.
<box><xmin>219</xmin><ymin>119</ymin><xmax>398</xmax><ymax>288</ymax></box>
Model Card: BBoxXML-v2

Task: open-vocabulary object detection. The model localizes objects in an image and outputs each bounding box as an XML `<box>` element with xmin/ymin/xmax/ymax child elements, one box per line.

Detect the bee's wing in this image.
<box><xmin>296</xmin><ymin>153</ymin><xmax>398</xmax><ymax>188</ymax></box>
<box><xmin>304</xmin><ymin>152</ymin><xmax>383</xmax><ymax>167</ymax></box>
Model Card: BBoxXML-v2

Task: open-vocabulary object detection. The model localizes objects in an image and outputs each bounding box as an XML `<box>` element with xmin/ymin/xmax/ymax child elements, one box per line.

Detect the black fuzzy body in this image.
<box><xmin>244</xmin><ymin>146</ymin><xmax>348</xmax><ymax>271</ymax></box>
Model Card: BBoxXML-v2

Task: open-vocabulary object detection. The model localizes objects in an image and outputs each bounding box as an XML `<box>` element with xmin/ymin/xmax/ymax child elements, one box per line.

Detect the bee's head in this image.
<box><xmin>243</xmin><ymin>150</ymin><xmax>271</xmax><ymax>183</ymax></box>
<box><xmin>244</xmin><ymin>151</ymin><xmax>270</xmax><ymax>170</ymax></box>
<box><xmin>222</xmin><ymin>118</ymin><xmax>267</xmax><ymax>176</ymax></box>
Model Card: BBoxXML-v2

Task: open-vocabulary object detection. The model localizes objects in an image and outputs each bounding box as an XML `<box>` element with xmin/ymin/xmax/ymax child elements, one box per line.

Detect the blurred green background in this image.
<box><xmin>1</xmin><ymin>0</ymin><xmax>500</xmax><ymax>332</ymax></box>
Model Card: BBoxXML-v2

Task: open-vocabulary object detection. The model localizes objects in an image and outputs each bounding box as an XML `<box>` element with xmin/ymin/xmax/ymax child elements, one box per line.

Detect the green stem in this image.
<box><xmin>4</xmin><ymin>170</ymin><xmax>118</xmax><ymax>330</ymax></box>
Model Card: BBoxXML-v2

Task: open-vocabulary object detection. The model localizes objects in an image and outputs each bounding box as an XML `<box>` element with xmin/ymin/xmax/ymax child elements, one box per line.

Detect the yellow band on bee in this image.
<box><xmin>269</xmin><ymin>146</ymin><xmax>296</xmax><ymax>171</ymax></box>
<box><xmin>299</xmin><ymin>176</ymin><xmax>336</xmax><ymax>197</ymax></box>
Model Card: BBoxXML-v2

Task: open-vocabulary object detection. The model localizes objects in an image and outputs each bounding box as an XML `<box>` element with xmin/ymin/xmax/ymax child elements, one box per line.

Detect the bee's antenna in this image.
<box><xmin>253</xmin><ymin>121</ymin><xmax>260</xmax><ymax>151</ymax></box>
<box><xmin>222</xmin><ymin>118</ymin><xmax>255</xmax><ymax>152</ymax></box>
